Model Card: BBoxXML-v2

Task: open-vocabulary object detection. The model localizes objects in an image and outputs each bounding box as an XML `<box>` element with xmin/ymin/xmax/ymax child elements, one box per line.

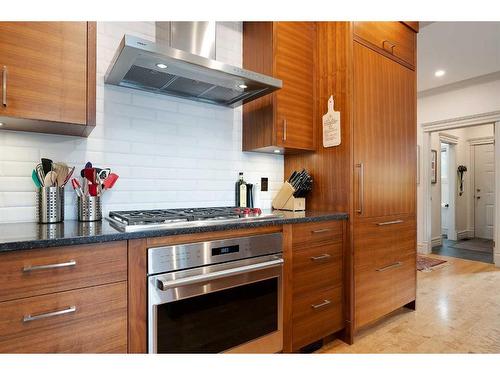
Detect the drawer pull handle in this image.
<box><xmin>2</xmin><ymin>66</ymin><xmax>7</xmax><ymax>107</ymax></box>
<box><xmin>311</xmin><ymin>228</ymin><xmax>332</xmax><ymax>234</ymax></box>
<box><xmin>382</xmin><ymin>40</ymin><xmax>396</xmax><ymax>54</ymax></box>
<box><xmin>23</xmin><ymin>260</ymin><xmax>77</xmax><ymax>272</ymax></box>
<box><xmin>376</xmin><ymin>261</ymin><xmax>403</xmax><ymax>272</ymax></box>
<box><xmin>23</xmin><ymin>306</ymin><xmax>76</xmax><ymax>322</ymax></box>
<box><xmin>377</xmin><ymin>220</ymin><xmax>404</xmax><ymax>226</ymax></box>
<box><xmin>310</xmin><ymin>254</ymin><xmax>331</xmax><ymax>262</ymax></box>
<box><xmin>311</xmin><ymin>299</ymin><xmax>331</xmax><ymax>309</ymax></box>
<box><xmin>356</xmin><ymin>163</ymin><xmax>364</xmax><ymax>214</ymax></box>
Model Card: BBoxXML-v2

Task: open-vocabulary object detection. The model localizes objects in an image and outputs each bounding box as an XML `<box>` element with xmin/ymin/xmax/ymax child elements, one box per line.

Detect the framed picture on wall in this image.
<box><xmin>431</xmin><ymin>149</ymin><xmax>437</xmax><ymax>184</ymax></box>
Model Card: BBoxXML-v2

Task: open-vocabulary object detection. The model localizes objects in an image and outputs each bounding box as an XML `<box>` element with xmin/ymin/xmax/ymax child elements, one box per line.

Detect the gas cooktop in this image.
<box><xmin>106</xmin><ymin>206</ymin><xmax>283</xmax><ymax>232</ymax></box>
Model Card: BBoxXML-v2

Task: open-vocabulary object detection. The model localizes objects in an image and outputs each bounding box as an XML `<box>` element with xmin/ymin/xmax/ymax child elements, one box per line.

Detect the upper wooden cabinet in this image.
<box><xmin>353</xmin><ymin>21</ymin><xmax>416</xmax><ymax>69</ymax></box>
<box><xmin>243</xmin><ymin>22</ymin><xmax>316</xmax><ymax>153</ymax></box>
<box><xmin>0</xmin><ymin>22</ymin><xmax>96</xmax><ymax>136</ymax></box>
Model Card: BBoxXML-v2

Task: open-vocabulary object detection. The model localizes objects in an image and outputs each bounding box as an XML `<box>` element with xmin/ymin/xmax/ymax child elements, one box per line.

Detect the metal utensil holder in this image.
<box><xmin>37</xmin><ymin>187</ymin><xmax>65</xmax><ymax>223</ymax></box>
<box><xmin>78</xmin><ymin>196</ymin><xmax>102</xmax><ymax>222</ymax></box>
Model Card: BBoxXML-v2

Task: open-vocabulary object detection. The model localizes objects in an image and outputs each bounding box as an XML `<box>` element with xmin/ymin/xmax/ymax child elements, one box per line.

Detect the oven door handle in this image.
<box><xmin>156</xmin><ymin>258</ymin><xmax>283</xmax><ymax>290</ymax></box>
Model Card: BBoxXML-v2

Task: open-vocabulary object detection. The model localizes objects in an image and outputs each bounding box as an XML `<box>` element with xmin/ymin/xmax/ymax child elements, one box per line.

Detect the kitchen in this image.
<box><xmin>0</xmin><ymin>0</ymin><xmax>494</xmax><ymax>371</ymax></box>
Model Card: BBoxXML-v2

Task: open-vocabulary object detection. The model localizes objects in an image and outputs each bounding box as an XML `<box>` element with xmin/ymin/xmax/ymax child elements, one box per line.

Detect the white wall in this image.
<box><xmin>429</xmin><ymin>125</ymin><xmax>494</xmax><ymax>244</ymax></box>
<box><xmin>0</xmin><ymin>22</ymin><xmax>284</xmax><ymax>223</ymax></box>
<box><xmin>417</xmin><ymin>77</ymin><xmax>500</xmax><ymax>249</ymax></box>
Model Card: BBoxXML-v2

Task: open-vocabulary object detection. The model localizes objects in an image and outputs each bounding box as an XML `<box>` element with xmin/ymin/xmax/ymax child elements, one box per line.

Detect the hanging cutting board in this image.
<box><xmin>322</xmin><ymin>95</ymin><xmax>341</xmax><ymax>147</ymax></box>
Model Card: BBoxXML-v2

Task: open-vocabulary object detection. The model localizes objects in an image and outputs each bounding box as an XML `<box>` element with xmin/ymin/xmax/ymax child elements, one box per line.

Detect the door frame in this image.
<box><xmin>470</xmin><ymin>137</ymin><xmax>495</xmax><ymax>239</ymax></box>
<box><xmin>419</xmin><ymin>110</ymin><xmax>500</xmax><ymax>266</ymax></box>
<box><xmin>439</xmin><ymin>135</ymin><xmax>458</xmax><ymax>241</ymax></box>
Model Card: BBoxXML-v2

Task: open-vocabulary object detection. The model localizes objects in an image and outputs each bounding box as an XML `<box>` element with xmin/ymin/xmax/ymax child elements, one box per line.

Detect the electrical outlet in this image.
<box><xmin>261</xmin><ymin>177</ymin><xmax>268</xmax><ymax>192</ymax></box>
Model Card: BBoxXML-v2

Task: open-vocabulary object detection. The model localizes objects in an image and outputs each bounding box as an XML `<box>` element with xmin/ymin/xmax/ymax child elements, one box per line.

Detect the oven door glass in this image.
<box><xmin>155</xmin><ymin>277</ymin><xmax>278</xmax><ymax>353</ymax></box>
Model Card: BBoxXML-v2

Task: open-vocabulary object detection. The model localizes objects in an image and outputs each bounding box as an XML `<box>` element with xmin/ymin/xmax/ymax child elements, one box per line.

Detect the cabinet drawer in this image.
<box><xmin>353</xmin><ymin>22</ymin><xmax>416</xmax><ymax>67</ymax></box>
<box><xmin>293</xmin><ymin>243</ymin><xmax>343</xmax><ymax>295</ymax></box>
<box><xmin>355</xmin><ymin>252</ymin><xmax>416</xmax><ymax>329</ymax></box>
<box><xmin>292</xmin><ymin>220</ymin><xmax>343</xmax><ymax>248</ymax></box>
<box><xmin>354</xmin><ymin>215</ymin><xmax>416</xmax><ymax>270</ymax></box>
<box><xmin>0</xmin><ymin>241</ymin><xmax>127</xmax><ymax>302</ymax></box>
<box><xmin>0</xmin><ymin>282</ymin><xmax>127</xmax><ymax>353</ymax></box>
<box><xmin>292</xmin><ymin>286</ymin><xmax>343</xmax><ymax>350</ymax></box>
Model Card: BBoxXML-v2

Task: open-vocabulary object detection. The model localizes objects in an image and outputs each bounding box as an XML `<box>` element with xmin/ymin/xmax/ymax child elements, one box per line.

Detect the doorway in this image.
<box><xmin>425</xmin><ymin>123</ymin><xmax>496</xmax><ymax>264</ymax></box>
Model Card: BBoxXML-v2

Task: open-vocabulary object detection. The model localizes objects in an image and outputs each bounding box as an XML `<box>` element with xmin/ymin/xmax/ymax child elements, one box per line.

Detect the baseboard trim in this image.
<box><xmin>417</xmin><ymin>242</ymin><xmax>431</xmax><ymax>254</ymax></box>
<box><xmin>456</xmin><ymin>230</ymin><xmax>473</xmax><ymax>240</ymax></box>
<box><xmin>431</xmin><ymin>236</ymin><xmax>443</xmax><ymax>248</ymax></box>
<box><xmin>495</xmin><ymin>253</ymin><xmax>500</xmax><ymax>268</ymax></box>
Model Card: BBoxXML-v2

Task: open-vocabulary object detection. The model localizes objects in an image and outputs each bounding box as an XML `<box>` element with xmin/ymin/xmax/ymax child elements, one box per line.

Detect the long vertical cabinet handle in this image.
<box><xmin>356</xmin><ymin>163</ymin><xmax>364</xmax><ymax>214</ymax></box>
<box><xmin>283</xmin><ymin>119</ymin><xmax>287</xmax><ymax>141</ymax></box>
<box><xmin>2</xmin><ymin>66</ymin><xmax>7</xmax><ymax>107</ymax></box>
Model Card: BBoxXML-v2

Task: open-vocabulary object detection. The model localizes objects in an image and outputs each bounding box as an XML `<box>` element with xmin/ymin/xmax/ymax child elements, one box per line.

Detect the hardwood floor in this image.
<box><xmin>318</xmin><ymin>254</ymin><xmax>500</xmax><ymax>353</ymax></box>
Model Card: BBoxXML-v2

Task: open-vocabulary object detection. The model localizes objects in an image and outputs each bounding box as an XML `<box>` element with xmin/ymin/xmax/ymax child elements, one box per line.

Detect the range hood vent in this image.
<box><xmin>105</xmin><ymin>23</ymin><xmax>282</xmax><ymax>108</ymax></box>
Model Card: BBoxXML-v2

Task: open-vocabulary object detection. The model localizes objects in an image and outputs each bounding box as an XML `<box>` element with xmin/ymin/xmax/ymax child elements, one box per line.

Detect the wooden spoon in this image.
<box><xmin>43</xmin><ymin>171</ymin><xmax>58</xmax><ymax>187</ymax></box>
<box><xmin>53</xmin><ymin>162</ymin><xmax>70</xmax><ymax>187</ymax></box>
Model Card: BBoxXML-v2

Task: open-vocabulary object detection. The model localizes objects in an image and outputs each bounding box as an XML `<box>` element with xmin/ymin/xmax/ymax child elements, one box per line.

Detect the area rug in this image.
<box><xmin>450</xmin><ymin>238</ymin><xmax>494</xmax><ymax>253</ymax></box>
<box><xmin>417</xmin><ymin>255</ymin><xmax>447</xmax><ymax>271</ymax></box>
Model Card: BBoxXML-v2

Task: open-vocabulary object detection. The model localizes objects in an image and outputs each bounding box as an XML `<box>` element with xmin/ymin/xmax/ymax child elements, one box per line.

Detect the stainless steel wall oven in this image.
<box><xmin>147</xmin><ymin>232</ymin><xmax>283</xmax><ymax>353</ymax></box>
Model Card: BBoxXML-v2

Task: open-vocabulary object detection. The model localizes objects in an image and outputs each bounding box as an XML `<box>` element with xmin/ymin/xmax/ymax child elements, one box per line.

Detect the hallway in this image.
<box><xmin>320</xmin><ymin>255</ymin><xmax>500</xmax><ymax>353</ymax></box>
<box><xmin>432</xmin><ymin>238</ymin><xmax>494</xmax><ymax>263</ymax></box>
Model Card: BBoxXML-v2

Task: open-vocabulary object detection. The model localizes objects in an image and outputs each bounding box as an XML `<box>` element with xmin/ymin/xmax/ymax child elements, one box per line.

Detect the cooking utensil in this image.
<box><xmin>88</xmin><ymin>184</ymin><xmax>98</xmax><ymax>197</ymax></box>
<box><xmin>62</xmin><ymin>166</ymin><xmax>75</xmax><ymax>187</ymax></box>
<box><xmin>83</xmin><ymin>168</ymin><xmax>96</xmax><ymax>185</ymax></box>
<box><xmin>41</xmin><ymin>158</ymin><xmax>53</xmax><ymax>175</ymax></box>
<box><xmin>102</xmin><ymin>173</ymin><xmax>119</xmax><ymax>190</ymax></box>
<box><xmin>71</xmin><ymin>178</ymin><xmax>84</xmax><ymax>198</ymax></box>
<box><xmin>43</xmin><ymin>171</ymin><xmax>58</xmax><ymax>187</ymax></box>
<box><xmin>53</xmin><ymin>162</ymin><xmax>70</xmax><ymax>187</ymax></box>
<box><xmin>36</xmin><ymin>163</ymin><xmax>45</xmax><ymax>185</ymax></box>
<box><xmin>32</xmin><ymin>170</ymin><xmax>42</xmax><ymax>188</ymax></box>
<box><xmin>85</xmin><ymin>161</ymin><xmax>92</xmax><ymax>169</ymax></box>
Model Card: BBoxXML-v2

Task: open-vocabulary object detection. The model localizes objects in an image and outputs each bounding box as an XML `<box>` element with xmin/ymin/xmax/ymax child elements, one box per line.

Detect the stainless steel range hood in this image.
<box><xmin>104</xmin><ymin>22</ymin><xmax>282</xmax><ymax>108</ymax></box>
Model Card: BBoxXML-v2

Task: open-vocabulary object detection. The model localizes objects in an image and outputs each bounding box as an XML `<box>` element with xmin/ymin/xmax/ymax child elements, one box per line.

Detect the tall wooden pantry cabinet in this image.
<box><xmin>285</xmin><ymin>21</ymin><xmax>418</xmax><ymax>341</ymax></box>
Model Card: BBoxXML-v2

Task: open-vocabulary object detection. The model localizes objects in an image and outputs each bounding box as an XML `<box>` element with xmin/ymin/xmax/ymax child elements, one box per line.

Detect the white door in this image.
<box><xmin>474</xmin><ymin>143</ymin><xmax>495</xmax><ymax>239</ymax></box>
<box><xmin>441</xmin><ymin>145</ymin><xmax>449</xmax><ymax>235</ymax></box>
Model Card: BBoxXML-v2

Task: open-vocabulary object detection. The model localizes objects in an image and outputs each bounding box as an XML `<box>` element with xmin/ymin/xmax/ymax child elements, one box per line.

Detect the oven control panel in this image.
<box><xmin>147</xmin><ymin>232</ymin><xmax>282</xmax><ymax>275</ymax></box>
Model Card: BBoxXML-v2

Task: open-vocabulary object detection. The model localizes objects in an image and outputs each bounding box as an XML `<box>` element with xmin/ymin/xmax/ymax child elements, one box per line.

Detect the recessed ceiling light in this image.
<box><xmin>0</xmin><ymin>122</ymin><xmax>4</xmax><ymax>127</ymax></box>
<box><xmin>156</xmin><ymin>63</ymin><xmax>168</xmax><ymax>69</ymax></box>
<box><xmin>434</xmin><ymin>70</ymin><xmax>446</xmax><ymax>77</ymax></box>
<box><xmin>238</xmin><ymin>84</ymin><xmax>248</xmax><ymax>89</ymax></box>
<box><xmin>274</xmin><ymin>149</ymin><xmax>281</xmax><ymax>154</ymax></box>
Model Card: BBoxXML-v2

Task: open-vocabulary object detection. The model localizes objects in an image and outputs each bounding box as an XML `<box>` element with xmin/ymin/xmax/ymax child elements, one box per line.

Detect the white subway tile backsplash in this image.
<box><xmin>0</xmin><ymin>21</ymin><xmax>283</xmax><ymax>223</ymax></box>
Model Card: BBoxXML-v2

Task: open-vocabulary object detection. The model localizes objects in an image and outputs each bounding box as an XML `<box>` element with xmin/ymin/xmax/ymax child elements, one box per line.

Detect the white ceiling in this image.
<box><xmin>417</xmin><ymin>22</ymin><xmax>500</xmax><ymax>92</ymax></box>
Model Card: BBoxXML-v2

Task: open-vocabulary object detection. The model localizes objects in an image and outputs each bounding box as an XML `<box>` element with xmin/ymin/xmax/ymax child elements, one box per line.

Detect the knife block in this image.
<box><xmin>272</xmin><ymin>182</ymin><xmax>306</xmax><ymax>211</ymax></box>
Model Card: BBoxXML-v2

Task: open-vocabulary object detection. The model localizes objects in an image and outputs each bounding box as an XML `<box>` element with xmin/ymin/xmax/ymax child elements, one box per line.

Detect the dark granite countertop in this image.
<box><xmin>0</xmin><ymin>210</ymin><xmax>347</xmax><ymax>252</ymax></box>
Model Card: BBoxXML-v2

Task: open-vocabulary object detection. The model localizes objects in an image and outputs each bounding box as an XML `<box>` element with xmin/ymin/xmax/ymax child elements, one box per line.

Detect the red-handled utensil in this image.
<box><xmin>102</xmin><ymin>173</ymin><xmax>119</xmax><ymax>190</ymax></box>
<box><xmin>71</xmin><ymin>178</ymin><xmax>84</xmax><ymax>198</ymax></box>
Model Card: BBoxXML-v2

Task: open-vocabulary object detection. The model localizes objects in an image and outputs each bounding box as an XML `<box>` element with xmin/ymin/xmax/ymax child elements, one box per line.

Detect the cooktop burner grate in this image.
<box><xmin>109</xmin><ymin>206</ymin><xmax>250</xmax><ymax>225</ymax></box>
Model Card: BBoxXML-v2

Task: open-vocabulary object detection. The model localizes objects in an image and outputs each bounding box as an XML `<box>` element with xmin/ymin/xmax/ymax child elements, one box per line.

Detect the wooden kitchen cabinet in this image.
<box><xmin>0</xmin><ymin>241</ymin><xmax>127</xmax><ymax>353</ymax></box>
<box><xmin>353</xmin><ymin>21</ymin><xmax>416</xmax><ymax>68</ymax></box>
<box><xmin>283</xmin><ymin>220</ymin><xmax>346</xmax><ymax>352</ymax></box>
<box><xmin>353</xmin><ymin>42</ymin><xmax>416</xmax><ymax>218</ymax></box>
<box><xmin>285</xmin><ymin>22</ymin><xmax>418</xmax><ymax>341</ymax></box>
<box><xmin>0</xmin><ymin>282</ymin><xmax>127</xmax><ymax>353</ymax></box>
<box><xmin>242</xmin><ymin>22</ymin><xmax>316</xmax><ymax>153</ymax></box>
<box><xmin>0</xmin><ymin>22</ymin><xmax>96</xmax><ymax>136</ymax></box>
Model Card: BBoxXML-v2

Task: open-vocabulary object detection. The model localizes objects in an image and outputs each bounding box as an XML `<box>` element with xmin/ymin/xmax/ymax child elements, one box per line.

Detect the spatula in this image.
<box><xmin>102</xmin><ymin>173</ymin><xmax>119</xmax><ymax>190</ymax></box>
<box><xmin>53</xmin><ymin>162</ymin><xmax>69</xmax><ymax>187</ymax></box>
